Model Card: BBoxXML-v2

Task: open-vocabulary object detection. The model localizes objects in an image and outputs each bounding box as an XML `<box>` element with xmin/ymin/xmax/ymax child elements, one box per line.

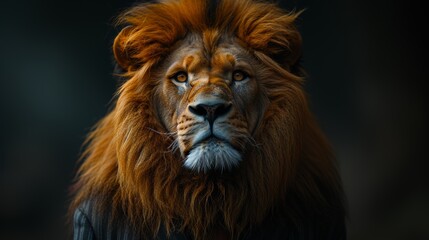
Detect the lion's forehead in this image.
<box><xmin>169</xmin><ymin>35</ymin><xmax>253</xmax><ymax>72</ymax></box>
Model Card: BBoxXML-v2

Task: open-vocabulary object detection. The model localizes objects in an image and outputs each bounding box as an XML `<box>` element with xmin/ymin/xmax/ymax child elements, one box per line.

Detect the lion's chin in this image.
<box><xmin>183</xmin><ymin>140</ymin><xmax>242</xmax><ymax>173</ymax></box>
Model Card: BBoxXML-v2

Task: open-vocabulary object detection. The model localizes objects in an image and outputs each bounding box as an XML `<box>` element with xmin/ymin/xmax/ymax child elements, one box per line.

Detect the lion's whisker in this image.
<box><xmin>165</xmin><ymin>139</ymin><xmax>180</xmax><ymax>154</ymax></box>
<box><xmin>146</xmin><ymin>127</ymin><xmax>177</xmax><ymax>137</ymax></box>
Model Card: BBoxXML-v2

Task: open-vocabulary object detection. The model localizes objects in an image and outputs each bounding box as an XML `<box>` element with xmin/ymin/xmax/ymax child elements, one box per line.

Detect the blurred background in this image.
<box><xmin>0</xmin><ymin>0</ymin><xmax>427</xmax><ymax>239</ymax></box>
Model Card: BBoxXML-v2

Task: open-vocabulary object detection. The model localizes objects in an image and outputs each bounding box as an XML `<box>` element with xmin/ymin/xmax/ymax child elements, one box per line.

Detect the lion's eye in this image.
<box><xmin>232</xmin><ymin>70</ymin><xmax>248</xmax><ymax>81</ymax></box>
<box><xmin>172</xmin><ymin>71</ymin><xmax>188</xmax><ymax>83</ymax></box>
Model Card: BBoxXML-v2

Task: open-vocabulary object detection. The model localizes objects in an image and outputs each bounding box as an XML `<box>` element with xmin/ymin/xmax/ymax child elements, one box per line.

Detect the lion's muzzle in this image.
<box><xmin>178</xmin><ymin>94</ymin><xmax>243</xmax><ymax>172</ymax></box>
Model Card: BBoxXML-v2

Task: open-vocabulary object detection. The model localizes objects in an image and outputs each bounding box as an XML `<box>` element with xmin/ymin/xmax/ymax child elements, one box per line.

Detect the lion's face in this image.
<box><xmin>154</xmin><ymin>34</ymin><xmax>267</xmax><ymax>172</ymax></box>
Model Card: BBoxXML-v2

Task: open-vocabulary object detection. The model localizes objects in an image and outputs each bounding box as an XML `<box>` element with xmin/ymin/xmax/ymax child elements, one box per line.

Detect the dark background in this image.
<box><xmin>0</xmin><ymin>0</ymin><xmax>427</xmax><ymax>239</ymax></box>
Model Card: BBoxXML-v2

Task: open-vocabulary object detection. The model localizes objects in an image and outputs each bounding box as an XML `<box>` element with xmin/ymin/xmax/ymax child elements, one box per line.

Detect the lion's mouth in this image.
<box><xmin>183</xmin><ymin>136</ymin><xmax>242</xmax><ymax>172</ymax></box>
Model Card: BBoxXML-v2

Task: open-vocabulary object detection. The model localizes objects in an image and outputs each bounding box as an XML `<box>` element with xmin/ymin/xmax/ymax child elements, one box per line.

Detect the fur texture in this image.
<box><xmin>70</xmin><ymin>0</ymin><xmax>346</xmax><ymax>239</ymax></box>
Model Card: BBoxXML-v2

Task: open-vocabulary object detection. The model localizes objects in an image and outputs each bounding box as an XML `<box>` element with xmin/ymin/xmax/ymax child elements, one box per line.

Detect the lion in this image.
<box><xmin>70</xmin><ymin>0</ymin><xmax>346</xmax><ymax>239</ymax></box>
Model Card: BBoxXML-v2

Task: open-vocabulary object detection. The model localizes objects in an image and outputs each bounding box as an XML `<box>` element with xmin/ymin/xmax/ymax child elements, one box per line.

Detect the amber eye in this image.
<box><xmin>232</xmin><ymin>70</ymin><xmax>248</xmax><ymax>81</ymax></box>
<box><xmin>172</xmin><ymin>71</ymin><xmax>188</xmax><ymax>83</ymax></box>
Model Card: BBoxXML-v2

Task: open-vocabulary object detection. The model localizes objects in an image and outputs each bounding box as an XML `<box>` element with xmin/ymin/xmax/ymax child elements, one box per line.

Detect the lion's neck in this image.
<box><xmin>118</xmin><ymin>149</ymin><xmax>279</xmax><ymax>239</ymax></box>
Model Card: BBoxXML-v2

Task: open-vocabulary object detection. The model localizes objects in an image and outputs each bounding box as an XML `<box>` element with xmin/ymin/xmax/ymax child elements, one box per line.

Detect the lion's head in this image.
<box><xmin>71</xmin><ymin>0</ymin><xmax>345</xmax><ymax>239</ymax></box>
<box><xmin>152</xmin><ymin>32</ymin><xmax>270</xmax><ymax>172</ymax></box>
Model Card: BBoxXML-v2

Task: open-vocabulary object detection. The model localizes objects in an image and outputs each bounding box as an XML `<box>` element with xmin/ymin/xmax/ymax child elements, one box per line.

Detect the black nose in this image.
<box><xmin>189</xmin><ymin>103</ymin><xmax>232</xmax><ymax>125</ymax></box>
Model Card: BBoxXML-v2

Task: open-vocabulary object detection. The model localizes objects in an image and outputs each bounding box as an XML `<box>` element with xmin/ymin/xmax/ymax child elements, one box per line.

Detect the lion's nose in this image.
<box><xmin>189</xmin><ymin>103</ymin><xmax>232</xmax><ymax>125</ymax></box>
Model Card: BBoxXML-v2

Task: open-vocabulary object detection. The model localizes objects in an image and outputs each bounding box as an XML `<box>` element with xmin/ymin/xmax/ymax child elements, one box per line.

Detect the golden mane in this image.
<box><xmin>70</xmin><ymin>0</ymin><xmax>345</xmax><ymax>239</ymax></box>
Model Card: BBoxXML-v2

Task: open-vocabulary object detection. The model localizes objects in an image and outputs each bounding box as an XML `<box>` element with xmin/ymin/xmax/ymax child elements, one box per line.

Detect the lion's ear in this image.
<box><xmin>255</xmin><ymin>22</ymin><xmax>302</xmax><ymax>69</ymax></box>
<box><xmin>235</xmin><ymin>8</ymin><xmax>303</xmax><ymax>69</ymax></box>
<box><xmin>266</xmin><ymin>27</ymin><xmax>302</xmax><ymax>69</ymax></box>
<box><xmin>113</xmin><ymin>26</ymin><xmax>136</xmax><ymax>71</ymax></box>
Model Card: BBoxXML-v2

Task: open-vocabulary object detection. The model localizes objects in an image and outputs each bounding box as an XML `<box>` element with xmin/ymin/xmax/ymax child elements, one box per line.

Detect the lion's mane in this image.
<box><xmin>70</xmin><ymin>0</ymin><xmax>345</xmax><ymax>239</ymax></box>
